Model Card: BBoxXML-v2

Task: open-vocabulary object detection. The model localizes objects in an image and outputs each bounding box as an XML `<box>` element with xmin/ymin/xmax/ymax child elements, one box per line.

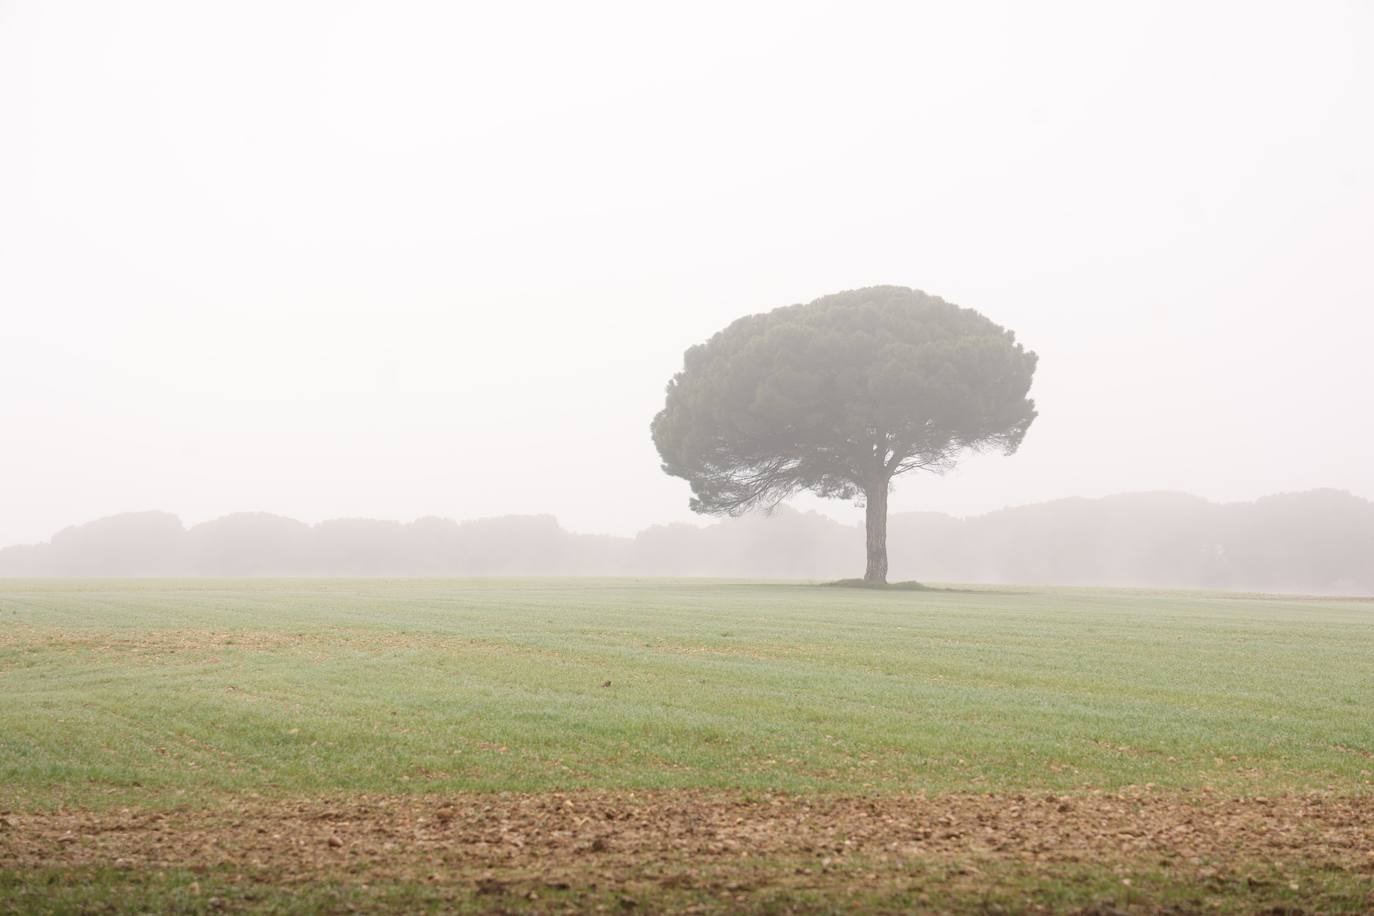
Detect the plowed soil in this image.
<box><xmin>5</xmin><ymin>791</ymin><xmax>1374</xmax><ymax>910</ymax></box>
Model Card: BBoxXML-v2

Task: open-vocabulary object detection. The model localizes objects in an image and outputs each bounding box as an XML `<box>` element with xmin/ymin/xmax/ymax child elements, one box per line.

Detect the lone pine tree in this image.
<box><xmin>651</xmin><ymin>286</ymin><xmax>1038</xmax><ymax>584</ymax></box>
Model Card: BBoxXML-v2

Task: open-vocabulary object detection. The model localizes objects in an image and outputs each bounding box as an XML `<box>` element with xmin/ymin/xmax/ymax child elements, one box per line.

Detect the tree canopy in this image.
<box><xmin>651</xmin><ymin>286</ymin><xmax>1038</xmax><ymax>583</ymax></box>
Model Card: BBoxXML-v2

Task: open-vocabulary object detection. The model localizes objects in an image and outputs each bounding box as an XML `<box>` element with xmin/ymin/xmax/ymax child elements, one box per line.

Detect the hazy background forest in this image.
<box><xmin>4</xmin><ymin>488</ymin><xmax>1369</xmax><ymax>594</ymax></box>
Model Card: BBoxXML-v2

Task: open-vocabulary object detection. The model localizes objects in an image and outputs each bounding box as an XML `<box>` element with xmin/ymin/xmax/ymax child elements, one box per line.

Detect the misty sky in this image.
<box><xmin>2</xmin><ymin>1</ymin><xmax>1372</xmax><ymax>547</ymax></box>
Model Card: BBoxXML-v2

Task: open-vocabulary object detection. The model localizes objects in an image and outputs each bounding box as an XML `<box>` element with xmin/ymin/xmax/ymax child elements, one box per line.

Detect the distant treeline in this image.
<box><xmin>1</xmin><ymin>489</ymin><xmax>1371</xmax><ymax>594</ymax></box>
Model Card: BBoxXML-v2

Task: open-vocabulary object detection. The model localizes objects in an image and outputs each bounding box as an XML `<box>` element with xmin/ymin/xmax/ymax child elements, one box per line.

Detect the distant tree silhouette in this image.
<box><xmin>2</xmin><ymin>491</ymin><xmax>1371</xmax><ymax>594</ymax></box>
<box><xmin>185</xmin><ymin>513</ymin><xmax>312</xmax><ymax>576</ymax></box>
<box><xmin>48</xmin><ymin>511</ymin><xmax>184</xmax><ymax>576</ymax></box>
<box><xmin>651</xmin><ymin>286</ymin><xmax>1039</xmax><ymax>584</ymax></box>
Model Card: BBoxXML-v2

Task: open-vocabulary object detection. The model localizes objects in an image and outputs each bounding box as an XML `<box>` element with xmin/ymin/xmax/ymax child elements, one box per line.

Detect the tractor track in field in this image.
<box><xmin>4</xmin><ymin>791</ymin><xmax>1374</xmax><ymax>891</ymax></box>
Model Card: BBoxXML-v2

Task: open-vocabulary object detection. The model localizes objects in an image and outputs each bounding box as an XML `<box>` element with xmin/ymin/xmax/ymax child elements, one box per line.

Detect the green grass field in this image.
<box><xmin>3</xmin><ymin>579</ymin><xmax>1373</xmax><ymax>807</ymax></box>
<box><xmin>3</xmin><ymin>579</ymin><xmax>1373</xmax><ymax>912</ymax></box>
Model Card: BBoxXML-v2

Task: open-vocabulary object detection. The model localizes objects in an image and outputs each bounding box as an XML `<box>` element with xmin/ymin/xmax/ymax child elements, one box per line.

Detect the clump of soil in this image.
<box><xmin>5</xmin><ymin>790</ymin><xmax>1372</xmax><ymax>886</ymax></box>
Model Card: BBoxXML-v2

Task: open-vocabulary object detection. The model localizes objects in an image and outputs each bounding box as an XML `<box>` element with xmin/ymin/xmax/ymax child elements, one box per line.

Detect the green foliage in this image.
<box><xmin>652</xmin><ymin>286</ymin><xmax>1038</xmax><ymax>515</ymax></box>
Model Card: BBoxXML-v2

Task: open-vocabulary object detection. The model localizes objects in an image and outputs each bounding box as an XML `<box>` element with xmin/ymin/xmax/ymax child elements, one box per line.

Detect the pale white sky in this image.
<box><xmin>2</xmin><ymin>0</ymin><xmax>1371</xmax><ymax>547</ymax></box>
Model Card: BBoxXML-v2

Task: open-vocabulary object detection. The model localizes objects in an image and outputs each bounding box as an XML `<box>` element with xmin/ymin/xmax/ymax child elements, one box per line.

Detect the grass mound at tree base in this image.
<box><xmin>822</xmin><ymin>578</ymin><xmax>930</xmax><ymax>590</ymax></box>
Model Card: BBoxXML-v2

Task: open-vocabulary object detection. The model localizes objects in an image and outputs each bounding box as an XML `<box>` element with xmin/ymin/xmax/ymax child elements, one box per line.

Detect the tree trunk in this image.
<box><xmin>864</xmin><ymin>483</ymin><xmax>889</xmax><ymax>585</ymax></box>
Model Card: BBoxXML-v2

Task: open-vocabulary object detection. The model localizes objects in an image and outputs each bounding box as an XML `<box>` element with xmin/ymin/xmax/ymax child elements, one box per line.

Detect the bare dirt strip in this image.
<box><xmin>4</xmin><ymin>792</ymin><xmax>1374</xmax><ymax>908</ymax></box>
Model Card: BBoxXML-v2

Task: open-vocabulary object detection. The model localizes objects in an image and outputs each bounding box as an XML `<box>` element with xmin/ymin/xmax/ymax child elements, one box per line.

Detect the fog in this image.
<box><xmin>3</xmin><ymin>2</ymin><xmax>1372</xmax><ymax>553</ymax></box>
<box><xmin>5</xmin><ymin>490</ymin><xmax>1372</xmax><ymax>595</ymax></box>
